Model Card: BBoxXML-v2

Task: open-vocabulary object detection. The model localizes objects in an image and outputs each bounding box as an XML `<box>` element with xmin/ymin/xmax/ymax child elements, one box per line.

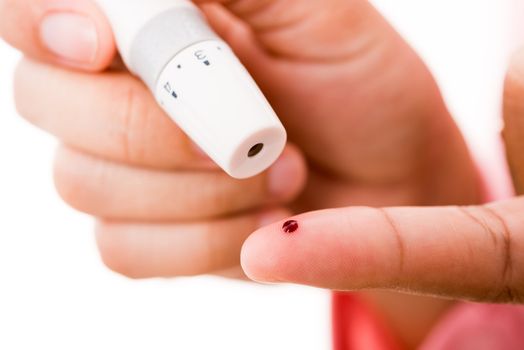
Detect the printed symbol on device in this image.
<box><xmin>195</xmin><ymin>50</ymin><xmax>211</xmax><ymax>66</ymax></box>
<box><xmin>164</xmin><ymin>82</ymin><xmax>177</xmax><ymax>99</ymax></box>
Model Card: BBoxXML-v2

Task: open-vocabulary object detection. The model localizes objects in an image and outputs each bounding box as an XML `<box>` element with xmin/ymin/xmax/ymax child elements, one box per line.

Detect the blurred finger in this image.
<box><xmin>0</xmin><ymin>0</ymin><xmax>115</xmax><ymax>70</ymax></box>
<box><xmin>196</xmin><ymin>0</ymin><xmax>387</xmax><ymax>61</ymax></box>
<box><xmin>503</xmin><ymin>47</ymin><xmax>524</xmax><ymax>195</ymax></box>
<box><xmin>54</xmin><ymin>146</ymin><xmax>306</xmax><ymax>221</ymax></box>
<box><xmin>96</xmin><ymin>210</ymin><xmax>290</xmax><ymax>278</ymax></box>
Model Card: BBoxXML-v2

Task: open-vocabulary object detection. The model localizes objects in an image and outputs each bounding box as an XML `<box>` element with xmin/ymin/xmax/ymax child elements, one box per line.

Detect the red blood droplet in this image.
<box><xmin>282</xmin><ymin>220</ymin><xmax>299</xmax><ymax>233</ymax></box>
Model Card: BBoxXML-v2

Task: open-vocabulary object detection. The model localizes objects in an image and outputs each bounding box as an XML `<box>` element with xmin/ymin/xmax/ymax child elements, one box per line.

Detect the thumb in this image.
<box><xmin>0</xmin><ymin>0</ymin><xmax>115</xmax><ymax>71</ymax></box>
<box><xmin>241</xmin><ymin>198</ymin><xmax>524</xmax><ymax>303</ymax></box>
<box><xmin>504</xmin><ymin>47</ymin><xmax>524</xmax><ymax>195</ymax></box>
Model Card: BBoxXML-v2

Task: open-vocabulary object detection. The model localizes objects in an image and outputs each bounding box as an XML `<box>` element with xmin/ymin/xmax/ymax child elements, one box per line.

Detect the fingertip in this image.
<box><xmin>241</xmin><ymin>207</ymin><xmax>397</xmax><ymax>289</ymax></box>
<box><xmin>267</xmin><ymin>144</ymin><xmax>308</xmax><ymax>202</ymax></box>
<box><xmin>86</xmin><ymin>4</ymin><xmax>117</xmax><ymax>72</ymax></box>
<box><xmin>38</xmin><ymin>1</ymin><xmax>117</xmax><ymax>72</ymax></box>
<box><xmin>240</xmin><ymin>223</ymin><xmax>286</xmax><ymax>283</ymax></box>
<box><xmin>13</xmin><ymin>58</ymin><xmax>30</xmax><ymax>116</ymax></box>
<box><xmin>94</xmin><ymin>220</ymin><xmax>144</xmax><ymax>279</ymax></box>
<box><xmin>241</xmin><ymin>211</ymin><xmax>326</xmax><ymax>285</ymax></box>
<box><xmin>239</xmin><ymin>209</ymin><xmax>291</xmax><ymax>282</ymax></box>
<box><xmin>1</xmin><ymin>0</ymin><xmax>116</xmax><ymax>72</ymax></box>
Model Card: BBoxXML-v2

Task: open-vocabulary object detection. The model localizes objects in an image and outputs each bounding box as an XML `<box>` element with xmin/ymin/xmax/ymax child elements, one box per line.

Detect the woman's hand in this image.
<box><xmin>242</xmin><ymin>48</ymin><xmax>524</xmax><ymax>304</ymax></box>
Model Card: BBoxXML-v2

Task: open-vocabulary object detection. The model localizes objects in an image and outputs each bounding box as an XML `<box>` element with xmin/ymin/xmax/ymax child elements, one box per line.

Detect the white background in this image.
<box><xmin>0</xmin><ymin>1</ymin><xmax>522</xmax><ymax>349</ymax></box>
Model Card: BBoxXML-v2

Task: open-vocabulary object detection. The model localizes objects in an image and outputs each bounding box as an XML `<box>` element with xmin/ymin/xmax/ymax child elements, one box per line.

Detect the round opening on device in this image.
<box><xmin>248</xmin><ymin>143</ymin><xmax>264</xmax><ymax>158</ymax></box>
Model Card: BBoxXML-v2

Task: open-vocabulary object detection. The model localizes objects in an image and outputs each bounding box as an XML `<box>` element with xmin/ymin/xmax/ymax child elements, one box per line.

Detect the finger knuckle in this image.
<box><xmin>112</xmin><ymin>81</ymin><xmax>151</xmax><ymax>165</ymax></box>
<box><xmin>187</xmin><ymin>176</ymin><xmax>261</xmax><ymax>218</ymax></box>
<box><xmin>493</xmin><ymin>286</ymin><xmax>523</xmax><ymax>304</ymax></box>
<box><xmin>473</xmin><ymin>206</ymin><xmax>519</xmax><ymax>303</ymax></box>
<box><xmin>377</xmin><ymin>208</ymin><xmax>406</xmax><ymax>279</ymax></box>
<box><xmin>176</xmin><ymin>175</ymin><xmax>231</xmax><ymax>218</ymax></box>
<box><xmin>202</xmin><ymin>180</ymin><xmax>236</xmax><ymax>214</ymax></box>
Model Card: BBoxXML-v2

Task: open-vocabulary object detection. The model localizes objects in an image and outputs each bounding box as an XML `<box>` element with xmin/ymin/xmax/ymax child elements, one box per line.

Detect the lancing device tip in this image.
<box><xmin>94</xmin><ymin>0</ymin><xmax>287</xmax><ymax>179</ymax></box>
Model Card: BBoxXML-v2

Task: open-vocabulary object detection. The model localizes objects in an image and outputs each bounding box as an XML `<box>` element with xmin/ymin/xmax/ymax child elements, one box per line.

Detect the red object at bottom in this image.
<box><xmin>332</xmin><ymin>292</ymin><xmax>524</xmax><ymax>350</ymax></box>
<box><xmin>332</xmin><ymin>292</ymin><xmax>401</xmax><ymax>350</ymax></box>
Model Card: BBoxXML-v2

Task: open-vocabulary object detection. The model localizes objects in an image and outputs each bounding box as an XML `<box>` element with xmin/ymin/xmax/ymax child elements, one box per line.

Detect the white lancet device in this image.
<box><xmin>94</xmin><ymin>0</ymin><xmax>287</xmax><ymax>179</ymax></box>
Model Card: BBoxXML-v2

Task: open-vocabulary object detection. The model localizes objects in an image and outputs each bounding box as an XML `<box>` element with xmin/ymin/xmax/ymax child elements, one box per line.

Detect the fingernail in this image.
<box><xmin>268</xmin><ymin>149</ymin><xmax>303</xmax><ymax>199</ymax></box>
<box><xmin>40</xmin><ymin>12</ymin><xmax>98</xmax><ymax>64</ymax></box>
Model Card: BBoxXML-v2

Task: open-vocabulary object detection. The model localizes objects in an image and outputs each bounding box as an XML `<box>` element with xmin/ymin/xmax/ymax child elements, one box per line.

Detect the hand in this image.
<box><xmin>13</xmin><ymin>57</ymin><xmax>308</xmax><ymax>277</ymax></box>
<box><xmin>242</xmin><ymin>48</ymin><xmax>524</xmax><ymax>304</ymax></box>
<box><xmin>1</xmin><ymin>0</ymin><xmax>482</xmax><ymax>346</ymax></box>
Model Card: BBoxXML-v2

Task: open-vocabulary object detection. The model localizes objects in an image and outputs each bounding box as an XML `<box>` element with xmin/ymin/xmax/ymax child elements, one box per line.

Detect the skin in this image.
<box><xmin>3</xmin><ymin>0</ymin><xmax>519</xmax><ymax>348</ymax></box>
<box><xmin>243</xmin><ymin>49</ymin><xmax>524</xmax><ymax>303</ymax></box>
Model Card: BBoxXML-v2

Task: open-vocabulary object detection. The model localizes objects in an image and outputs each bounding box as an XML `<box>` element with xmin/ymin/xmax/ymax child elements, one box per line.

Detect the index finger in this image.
<box><xmin>241</xmin><ymin>198</ymin><xmax>524</xmax><ymax>303</ymax></box>
<box><xmin>0</xmin><ymin>0</ymin><xmax>115</xmax><ymax>71</ymax></box>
